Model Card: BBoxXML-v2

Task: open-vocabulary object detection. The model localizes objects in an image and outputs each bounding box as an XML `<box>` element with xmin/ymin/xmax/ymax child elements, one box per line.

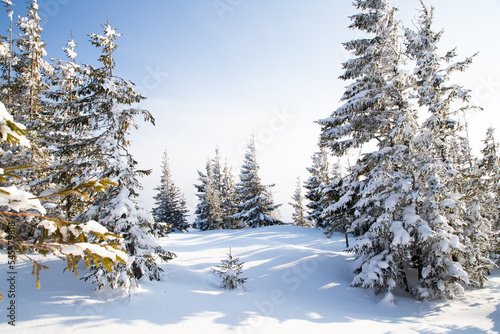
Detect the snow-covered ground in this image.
<box><xmin>1</xmin><ymin>226</ymin><xmax>499</xmax><ymax>333</ymax></box>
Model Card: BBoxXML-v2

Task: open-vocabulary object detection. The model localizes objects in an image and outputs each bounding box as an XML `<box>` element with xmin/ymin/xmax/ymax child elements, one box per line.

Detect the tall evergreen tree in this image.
<box><xmin>72</xmin><ymin>23</ymin><xmax>175</xmax><ymax>290</ymax></box>
<box><xmin>476</xmin><ymin>127</ymin><xmax>500</xmax><ymax>256</ymax></box>
<box><xmin>0</xmin><ymin>0</ymin><xmax>14</xmax><ymax>102</ymax></box>
<box><xmin>289</xmin><ymin>176</ymin><xmax>310</xmax><ymax>227</ymax></box>
<box><xmin>0</xmin><ymin>0</ymin><xmax>19</xmax><ymax>174</ymax></box>
<box><xmin>303</xmin><ymin>147</ymin><xmax>331</xmax><ymax>229</ymax></box>
<box><xmin>0</xmin><ymin>7</ymin><xmax>176</xmax><ymax>292</ymax></box>
<box><xmin>11</xmin><ymin>0</ymin><xmax>54</xmax><ymax>177</ymax></box>
<box><xmin>43</xmin><ymin>37</ymin><xmax>92</xmax><ymax>219</ymax></box>
<box><xmin>317</xmin><ymin>0</ymin><xmax>402</xmax><ymax>156</ymax></box>
<box><xmin>318</xmin><ymin>0</ymin><xmax>428</xmax><ymax>301</ymax></box>
<box><xmin>193</xmin><ymin>148</ymin><xmax>237</xmax><ymax>230</ymax></box>
<box><xmin>193</xmin><ymin>161</ymin><xmax>211</xmax><ymax>230</ymax></box>
<box><xmin>232</xmin><ymin>136</ymin><xmax>282</xmax><ymax>228</ymax></box>
<box><xmin>0</xmin><ymin>1</ymin><xmax>55</xmax><ymax>244</ymax></box>
<box><xmin>11</xmin><ymin>0</ymin><xmax>51</xmax><ymax>119</ymax></box>
<box><xmin>221</xmin><ymin>158</ymin><xmax>238</xmax><ymax>229</ymax></box>
<box><xmin>476</xmin><ymin>127</ymin><xmax>500</xmax><ymax>230</ymax></box>
<box><xmin>152</xmin><ymin>150</ymin><xmax>189</xmax><ymax>232</ymax></box>
<box><xmin>0</xmin><ymin>0</ymin><xmax>54</xmax><ymax>180</ymax></box>
<box><xmin>0</xmin><ymin>101</ymin><xmax>127</xmax><ymax>298</ymax></box>
<box><xmin>322</xmin><ymin>160</ymin><xmax>353</xmax><ymax>248</ymax></box>
<box><xmin>194</xmin><ymin>158</ymin><xmax>223</xmax><ymax>230</ymax></box>
<box><xmin>329</xmin><ymin>0</ymin><xmax>497</xmax><ymax>301</ymax></box>
<box><xmin>405</xmin><ymin>1</ymin><xmax>495</xmax><ymax>299</ymax></box>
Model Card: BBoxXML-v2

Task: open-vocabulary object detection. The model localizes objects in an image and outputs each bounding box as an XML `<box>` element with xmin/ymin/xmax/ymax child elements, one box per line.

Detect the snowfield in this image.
<box><xmin>1</xmin><ymin>225</ymin><xmax>499</xmax><ymax>333</ymax></box>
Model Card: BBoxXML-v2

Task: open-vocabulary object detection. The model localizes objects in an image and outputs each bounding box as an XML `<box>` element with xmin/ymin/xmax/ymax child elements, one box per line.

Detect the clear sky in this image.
<box><xmin>2</xmin><ymin>0</ymin><xmax>500</xmax><ymax>222</ymax></box>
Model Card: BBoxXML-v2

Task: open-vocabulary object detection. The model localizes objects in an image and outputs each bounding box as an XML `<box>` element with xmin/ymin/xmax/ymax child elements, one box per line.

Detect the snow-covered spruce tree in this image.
<box><xmin>460</xmin><ymin>159</ymin><xmax>497</xmax><ymax>278</ymax></box>
<box><xmin>0</xmin><ymin>101</ymin><xmax>127</xmax><ymax>299</ymax></box>
<box><xmin>476</xmin><ymin>128</ymin><xmax>500</xmax><ymax>258</ymax></box>
<box><xmin>0</xmin><ymin>0</ymin><xmax>20</xmax><ymax>173</ymax></box>
<box><xmin>289</xmin><ymin>176</ymin><xmax>310</xmax><ymax>227</ymax></box>
<box><xmin>317</xmin><ymin>0</ymin><xmax>402</xmax><ymax>156</ymax></box>
<box><xmin>43</xmin><ymin>37</ymin><xmax>95</xmax><ymax>220</ymax></box>
<box><xmin>318</xmin><ymin>0</ymin><xmax>430</xmax><ymax>300</ymax></box>
<box><xmin>193</xmin><ymin>148</ymin><xmax>237</xmax><ymax>230</ymax></box>
<box><xmin>458</xmin><ymin>135</ymin><xmax>496</xmax><ymax>284</ymax></box>
<box><xmin>0</xmin><ymin>0</ymin><xmax>56</xmax><ymax>244</ymax></box>
<box><xmin>193</xmin><ymin>162</ymin><xmax>211</xmax><ymax>230</ymax></box>
<box><xmin>212</xmin><ymin>247</ymin><xmax>247</xmax><ymax>290</ymax></box>
<box><xmin>405</xmin><ymin>1</ymin><xmax>495</xmax><ymax>299</ymax></box>
<box><xmin>221</xmin><ymin>157</ymin><xmax>238</xmax><ymax>229</ymax></box>
<box><xmin>0</xmin><ymin>0</ymin><xmax>54</xmax><ymax>181</ymax></box>
<box><xmin>232</xmin><ymin>136</ymin><xmax>282</xmax><ymax>228</ymax></box>
<box><xmin>317</xmin><ymin>0</ymin><xmax>407</xmax><ymax>239</ymax></box>
<box><xmin>152</xmin><ymin>150</ymin><xmax>189</xmax><ymax>232</ymax></box>
<box><xmin>0</xmin><ymin>0</ymin><xmax>14</xmax><ymax>103</ymax></box>
<box><xmin>43</xmin><ymin>35</ymin><xmax>119</xmax><ymax>223</ymax></box>
<box><xmin>207</xmin><ymin>147</ymin><xmax>226</xmax><ymax>229</ymax></box>
<box><xmin>476</xmin><ymin>127</ymin><xmax>500</xmax><ymax>233</ymax></box>
<box><xmin>70</xmin><ymin>23</ymin><xmax>175</xmax><ymax>290</ymax></box>
<box><xmin>193</xmin><ymin>159</ymin><xmax>223</xmax><ymax>230</ymax></box>
<box><xmin>303</xmin><ymin>147</ymin><xmax>331</xmax><ymax>229</ymax></box>
<box><xmin>322</xmin><ymin>160</ymin><xmax>353</xmax><ymax>248</ymax></box>
<box><xmin>11</xmin><ymin>0</ymin><xmax>49</xmax><ymax>117</ymax></box>
<box><xmin>11</xmin><ymin>1</ymin><xmax>53</xmax><ymax>165</ymax></box>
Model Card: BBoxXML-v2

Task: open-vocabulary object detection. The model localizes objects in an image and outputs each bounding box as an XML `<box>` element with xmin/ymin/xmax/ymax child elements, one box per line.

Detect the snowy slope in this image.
<box><xmin>1</xmin><ymin>226</ymin><xmax>499</xmax><ymax>333</ymax></box>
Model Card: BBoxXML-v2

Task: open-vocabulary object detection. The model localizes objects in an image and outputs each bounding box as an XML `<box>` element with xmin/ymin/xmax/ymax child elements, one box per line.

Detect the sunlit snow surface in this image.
<box><xmin>1</xmin><ymin>226</ymin><xmax>499</xmax><ymax>333</ymax></box>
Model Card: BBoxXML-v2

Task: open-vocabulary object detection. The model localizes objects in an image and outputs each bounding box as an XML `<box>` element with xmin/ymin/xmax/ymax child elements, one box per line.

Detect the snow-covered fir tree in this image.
<box><xmin>43</xmin><ymin>33</ymin><xmax>118</xmax><ymax>222</ymax></box>
<box><xmin>221</xmin><ymin>158</ymin><xmax>238</xmax><ymax>229</ymax></box>
<box><xmin>318</xmin><ymin>0</ymin><xmax>433</xmax><ymax>301</ymax></box>
<box><xmin>207</xmin><ymin>147</ymin><xmax>229</xmax><ymax>229</ymax></box>
<box><xmin>322</xmin><ymin>0</ymin><xmax>497</xmax><ymax>301</ymax></box>
<box><xmin>0</xmin><ymin>1</ymin><xmax>56</xmax><ymax>243</ymax></box>
<box><xmin>212</xmin><ymin>247</ymin><xmax>247</xmax><ymax>290</ymax></box>
<box><xmin>194</xmin><ymin>159</ymin><xmax>223</xmax><ymax>230</ymax></box>
<box><xmin>476</xmin><ymin>127</ymin><xmax>500</xmax><ymax>231</ymax></box>
<box><xmin>476</xmin><ymin>127</ymin><xmax>500</xmax><ymax>256</ymax></box>
<box><xmin>11</xmin><ymin>0</ymin><xmax>53</xmax><ymax>176</ymax></box>
<box><xmin>43</xmin><ymin>37</ymin><xmax>93</xmax><ymax>219</ymax></box>
<box><xmin>232</xmin><ymin>136</ymin><xmax>282</xmax><ymax>228</ymax></box>
<box><xmin>71</xmin><ymin>23</ymin><xmax>175</xmax><ymax>290</ymax></box>
<box><xmin>193</xmin><ymin>162</ymin><xmax>211</xmax><ymax>230</ymax></box>
<box><xmin>152</xmin><ymin>150</ymin><xmax>189</xmax><ymax>232</ymax></box>
<box><xmin>289</xmin><ymin>176</ymin><xmax>310</xmax><ymax>227</ymax></box>
<box><xmin>459</xmin><ymin>131</ymin><xmax>496</xmax><ymax>286</ymax></box>
<box><xmin>0</xmin><ymin>5</ymin><xmax>176</xmax><ymax>292</ymax></box>
<box><xmin>303</xmin><ymin>147</ymin><xmax>331</xmax><ymax>229</ymax></box>
<box><xmin>317</xmin><ymin>0</ymin><xmax>402</xmax><ymax>156</ymax></box>
<box><xmin>0</xmin><ymin>0</ymin><xmax>14</xmax><ymax>102</ymax></box>
<box><xmin>0</xmin><ymin>101</ymin><xmax>127</xmax><ymax>294</ymax></box>
<box><xmin>0</xmin><ymin>0</ymin><xmax>53</xmax><ymax>176</ymax></box>
<box><xmin>11</xmin><ymin>0</ymin><xmax>52</xmax><ymax>119</ymax></box>
<box><xmin>193</xmin><ymin>148</ymin><xmax>237</xmax><ymax>230</ymax></box>
<box><xmin>405</xmin><ymin>1</ymin><xmax>495</xmax><ymax>299</ymax></box>
<box><xmin>321</xmin><ymin>160</ymin><xmax>353</xmax><ymax>248</ymax></box>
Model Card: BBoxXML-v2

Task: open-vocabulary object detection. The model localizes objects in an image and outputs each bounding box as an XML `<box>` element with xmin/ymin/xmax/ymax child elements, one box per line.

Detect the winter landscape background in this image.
<box><xmin>1</xmin><ymin>0</ymin><xmax>500</xmax><ymax>333</ymax></box>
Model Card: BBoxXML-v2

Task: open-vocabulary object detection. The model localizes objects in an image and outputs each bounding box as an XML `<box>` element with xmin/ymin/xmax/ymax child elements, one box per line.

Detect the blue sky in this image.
<box><xmin>2</xmin><ymin>0</ymin><xmax>500</xmax><ymax>222</ymax></box>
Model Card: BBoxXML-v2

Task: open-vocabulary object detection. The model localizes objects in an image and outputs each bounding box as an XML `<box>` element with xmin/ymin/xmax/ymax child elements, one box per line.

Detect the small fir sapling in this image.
<box><xmin>212</xmin><ymin>247</ymin><xmax>247</xmax><ymax>290</ymax></box>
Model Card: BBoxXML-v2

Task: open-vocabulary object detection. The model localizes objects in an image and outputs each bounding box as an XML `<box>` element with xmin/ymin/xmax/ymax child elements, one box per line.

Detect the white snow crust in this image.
<box><xmin>0</xmin><ymin>226</ymin><xmax>498</xmax><ymax>333</ymax></box>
